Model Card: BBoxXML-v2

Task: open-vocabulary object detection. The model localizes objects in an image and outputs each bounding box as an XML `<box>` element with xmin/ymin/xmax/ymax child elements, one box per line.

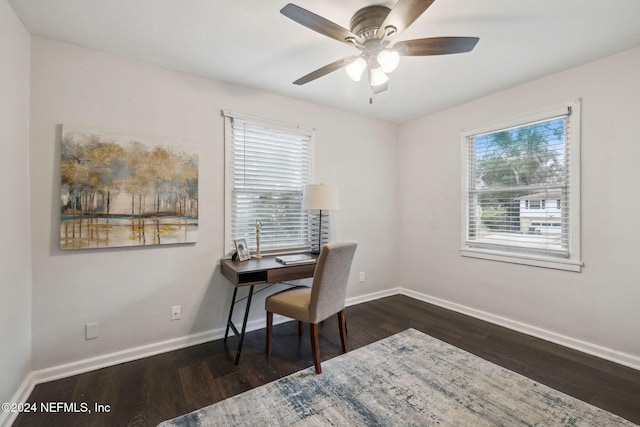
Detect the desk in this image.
<box><xmin>220</xmin><ymin>254</ymin><xmax>317</xmax><ymax>364</ymax></box>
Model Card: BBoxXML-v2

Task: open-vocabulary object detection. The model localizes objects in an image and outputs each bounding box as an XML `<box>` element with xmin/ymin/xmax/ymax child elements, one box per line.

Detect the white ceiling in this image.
<box><xmin>9</xmin><ymin>0</ymin><xmax>640</xmax><ymax>123</ymax></box>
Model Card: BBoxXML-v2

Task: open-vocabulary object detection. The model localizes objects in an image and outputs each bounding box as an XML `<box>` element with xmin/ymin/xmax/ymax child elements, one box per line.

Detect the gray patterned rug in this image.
<box><xmin>158</xmin><ymin>328</ymin><xmax>635</xmax><ymax>426</ymax></box>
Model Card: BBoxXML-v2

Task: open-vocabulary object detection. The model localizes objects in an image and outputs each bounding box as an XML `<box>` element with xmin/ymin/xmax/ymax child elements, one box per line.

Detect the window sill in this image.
<box><xmin>460</xmin><ymin>248</ymin><xmax>583</xmax><ymax>272</ymax></box>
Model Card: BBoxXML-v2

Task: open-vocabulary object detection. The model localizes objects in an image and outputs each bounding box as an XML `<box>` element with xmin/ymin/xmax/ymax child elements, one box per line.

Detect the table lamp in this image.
<box><xmin>302</xmin><ymin>184</ymin><xmax>340</xmax><ymax>253</ymax></box>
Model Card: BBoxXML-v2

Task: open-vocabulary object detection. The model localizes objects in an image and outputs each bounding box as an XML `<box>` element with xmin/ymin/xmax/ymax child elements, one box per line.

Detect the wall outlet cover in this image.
<box><xmin>171</xmin><ymin>305</ymin><xmax>181</xmax><ymax>320</ymax></box>
<box><xmin>85</xmin><ymin>323</ymin><xmax>99</xmax><ymax>340</ymax></box>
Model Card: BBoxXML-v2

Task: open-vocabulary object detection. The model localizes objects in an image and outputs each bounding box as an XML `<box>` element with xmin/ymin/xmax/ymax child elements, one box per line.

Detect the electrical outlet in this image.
<box><xmin>359</xmin><ymin>271</ymin><xmax>365</xmax><ymax>282</ymax></box>
<box><xmin>85</xmin><ymin>323</ymin><xmax>99</xmax><ymax>340</ymax></box>
<box><xmin>171</xmin><ymin>305</ymin><xmax>181</xmax><ymax>320</ymax></box>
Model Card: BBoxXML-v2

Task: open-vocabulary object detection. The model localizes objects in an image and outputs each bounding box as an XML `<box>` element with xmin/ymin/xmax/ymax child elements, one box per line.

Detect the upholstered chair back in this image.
<box><xmin>309</xmin><ymin>241</ymin><xmax>357</xmax><ymax>323</ymax></box>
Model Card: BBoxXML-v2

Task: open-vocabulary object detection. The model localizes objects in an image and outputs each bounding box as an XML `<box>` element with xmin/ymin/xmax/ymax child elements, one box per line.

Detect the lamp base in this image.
<box><xmin>308</xmin><ymin>210</ymin><xmax>330</xmax><ymax>254</ymax></box>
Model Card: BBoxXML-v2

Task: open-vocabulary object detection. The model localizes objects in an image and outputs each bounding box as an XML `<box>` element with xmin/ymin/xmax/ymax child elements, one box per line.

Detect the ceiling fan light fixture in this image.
<box><xmin>281</xmin><ymin>2</ymin><xmax>479</xmax><ymax>99</ymax></box>
<box><xmin>370</xmin><ymin>67</ymin><xmax>389</xmax><ymax>87</ymax></box>
<box><xmin>345</xmin><ymin>57</ymin><xmax>367</xmax><ymax>81</ymax></box>
<box><xmin>377</xmin><ymin>49</ymin><xmax>400</xmax><ymax>73</ymax></box>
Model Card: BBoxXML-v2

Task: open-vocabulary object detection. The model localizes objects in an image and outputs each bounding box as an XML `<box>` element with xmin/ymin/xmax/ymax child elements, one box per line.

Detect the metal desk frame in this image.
<box><xmin>220</xmin><ymin>254</ymin><xmax>317</xmax><ymax>364</ymax></box>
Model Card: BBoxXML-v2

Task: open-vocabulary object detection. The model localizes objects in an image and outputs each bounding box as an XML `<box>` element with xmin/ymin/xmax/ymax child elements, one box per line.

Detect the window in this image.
<box><xmin>224</xmin><ymin>111</ymin><xmax>313</xmax><ymax>254</ymax></box>
<box><xmin>461</xmin><ymin>100</ymin><xmax>582</xmax><ymax>271</ymax></box>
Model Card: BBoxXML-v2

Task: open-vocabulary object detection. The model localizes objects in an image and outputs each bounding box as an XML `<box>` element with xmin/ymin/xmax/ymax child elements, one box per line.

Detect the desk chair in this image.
<box><xmin>265</xmin><ymin>241</ymin><xmax>357</xmax><ymax>374</ymax></box>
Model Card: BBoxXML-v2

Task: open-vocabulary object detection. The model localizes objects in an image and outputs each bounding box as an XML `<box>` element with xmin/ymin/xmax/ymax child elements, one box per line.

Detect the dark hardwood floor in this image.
<box><xmin>13</xmin><ymin>295</ymin><xmax>640</xmax><ymax>426</ymax></box>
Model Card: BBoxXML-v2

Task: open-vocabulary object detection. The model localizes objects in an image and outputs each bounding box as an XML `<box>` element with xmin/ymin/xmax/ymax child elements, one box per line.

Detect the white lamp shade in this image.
<box><xmin>377</xmin><ymin>50</ymin><xmax>400</xmax><ymax>73</ymax></box>
<box><xmin>302</xmin><ymin>184</ymin><xmax>340</xmax><ymax>210</ymax></box>
<box><xmin>345</xmin><ymin>57</ymin><xmax>367</xmax><ymax>81</ymax></box>
<box><xmin>370</xmin><ymin>67</ymin><xmax>389</xmax><ymax>87</ymax></box>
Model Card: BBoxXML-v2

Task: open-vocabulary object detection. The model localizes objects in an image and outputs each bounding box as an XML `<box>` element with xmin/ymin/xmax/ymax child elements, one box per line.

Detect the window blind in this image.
<box><xmin>226</xmin><ymin>113</ymin><xmax>312</xmax><ymax>253</ymax></box>
<box><xmin>464</xmin><ymin>107</ymin><xmax>573</xmax><ymax>259</ymax></box>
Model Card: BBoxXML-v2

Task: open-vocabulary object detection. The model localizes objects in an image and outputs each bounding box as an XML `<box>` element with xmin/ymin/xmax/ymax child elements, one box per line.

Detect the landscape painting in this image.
<box><xmin>61</xmin><ymin>124</ymin><xmax>199</xmax><ymax>250</ymax></box>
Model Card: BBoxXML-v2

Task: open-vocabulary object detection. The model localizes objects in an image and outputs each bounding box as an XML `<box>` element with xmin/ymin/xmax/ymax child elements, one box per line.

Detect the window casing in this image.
<box><xmin>461</xmin><ymin>100</ymin><xmax>582</xmax><ymax>271</ymax></box>
<box><xmin>224</xmin><ymin>111</ymin><xmax>313</xmax><ymax>254</ymax></box>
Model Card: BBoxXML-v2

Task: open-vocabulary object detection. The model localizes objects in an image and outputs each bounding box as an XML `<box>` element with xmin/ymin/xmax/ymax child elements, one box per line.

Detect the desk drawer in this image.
<box><xmin>267</xmin><ymin>263</ymin><xmax>315</xmax><ymax>283</ymax></box>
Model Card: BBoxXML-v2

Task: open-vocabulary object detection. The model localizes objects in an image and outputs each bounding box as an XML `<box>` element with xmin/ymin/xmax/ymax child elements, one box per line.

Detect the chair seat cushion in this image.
<box><xmin>265</xmin><ymin>287</ymin><xmax>312</xmax><ymax>323</ymax></box>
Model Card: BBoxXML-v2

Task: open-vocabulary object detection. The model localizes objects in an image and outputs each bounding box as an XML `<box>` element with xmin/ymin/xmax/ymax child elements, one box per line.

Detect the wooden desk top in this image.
<box><xmin>220</xmin><ymin>254</ymin><xmax>318</xmax><ymax>287</ymax></box>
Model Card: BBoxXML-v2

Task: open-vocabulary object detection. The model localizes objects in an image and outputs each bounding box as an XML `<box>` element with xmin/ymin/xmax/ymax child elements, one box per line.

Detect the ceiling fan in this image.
<box><xmin>281</xmin><ymin>0</ymin><xmax>479</xmax><ymax>100</ymax></box>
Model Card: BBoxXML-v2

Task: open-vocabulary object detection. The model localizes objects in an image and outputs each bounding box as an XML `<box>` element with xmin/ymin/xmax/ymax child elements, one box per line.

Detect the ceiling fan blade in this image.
<box><xmin>293</xmin><ymin>56</ymin><xmax>358</xmax><ymax>85</ymax></box>
<box><xmin>281</xmin><ymin>3</ymin><xmax>360</xmax><ymax>45</ymax></box>
<box><xmin>377</xmin><ymin>0</ymin><xmax>435</xmax><ymax>39</ymax></box>
<box><xmin>394</xmin><ymin>37</ymin><xmax>479</xmax><ymax>56</ymax></box>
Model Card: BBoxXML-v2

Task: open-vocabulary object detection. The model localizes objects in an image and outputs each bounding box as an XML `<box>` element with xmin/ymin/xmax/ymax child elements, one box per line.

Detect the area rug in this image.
<box><xmin>158</xmin><ymin>328</ymin><xmax>635</xmax><ymax>426</ymax></box>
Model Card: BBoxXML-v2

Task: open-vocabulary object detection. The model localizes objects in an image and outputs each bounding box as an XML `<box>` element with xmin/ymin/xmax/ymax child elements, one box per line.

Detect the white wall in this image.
<box><xmin>21</xmin><ymin>20</ymin><xmax>640</xmax><ymax>387</ymax></box>
<box><xmin>398</xmin><ymin>47</ymin><xmax>640</xmax><ymax>366</ymax></box>
<box><xmin>29</xmin><ymin>37</ymin><xmax>398</xmax><ymax>371</ymax></box>
<box><xmin>0</xmin><ymin>0</ymin><xmax>32</xmax><ymax>410</ymax></box>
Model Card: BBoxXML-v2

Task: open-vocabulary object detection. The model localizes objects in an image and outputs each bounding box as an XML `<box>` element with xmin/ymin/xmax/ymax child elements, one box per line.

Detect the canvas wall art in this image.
<box><xmin>61</xmin><ymin>124</ymin><xmax>199</xmax><ymax>250</ymax></box>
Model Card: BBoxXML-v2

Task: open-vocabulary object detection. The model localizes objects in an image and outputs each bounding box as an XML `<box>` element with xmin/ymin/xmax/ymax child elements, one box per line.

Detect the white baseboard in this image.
<box><xmin>399</xmin><ymin>288</ymin><xmax>640</xmax><ymax>372</ymax></box>
<box><xmin>32</xmin><ymin>328</ymin><xmax>222</xmax><ymax>385</ymax></box>
<box><xmin>5</xmin><ymin>287</ymin><xmax>638</xmax><ymax>426</ymax></box>
<box><xmin>28</xmin><ymin>287</ymin><xmax>640</xmax><ymax>384</ymax></box>
<box><xmin>31</xmin><ymin>315</ymin><xmax>293</xmax><ymax>385</ymax></box>
<box><xmin>0</xmin><ymin>372</ymin><xmax>36</xmax><ymax>427</ymax></box>
<box><xmin>345</xmin><ymin>287</ymin><xmax>402</xmax><ymax>307</ymax></box>
<box><xmin>16</xmin><ymin>289</ymin><xmax>394</xmax><ymax>392</ymax></box>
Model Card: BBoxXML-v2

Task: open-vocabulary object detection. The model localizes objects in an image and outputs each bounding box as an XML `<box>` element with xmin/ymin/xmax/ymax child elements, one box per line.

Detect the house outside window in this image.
<box><xmin>461</xmin><ymin>100</ymin><xmax>582</xmax><ymax>271</ymax></box>
<box><xmin>223</xmin><ymin>111</ymin><xmax>313</xmax><ymax>254</ymax></box>
<box><xmin>517</xmin><ymin>191</ymin><xmax>561</xmax><ymax>235</ymax></box>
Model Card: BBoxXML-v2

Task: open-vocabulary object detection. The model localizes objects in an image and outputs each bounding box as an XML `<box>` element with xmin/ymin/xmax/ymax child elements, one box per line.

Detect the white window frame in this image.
<box><xmin>460</xmin><ymin>99</ymin><xmax>582</xmax><ymax>272</ymax></box>
<box><xmin>223</xmin><ymin>110</ymin><xmax>315</xmax><ymax>255</ymax></box>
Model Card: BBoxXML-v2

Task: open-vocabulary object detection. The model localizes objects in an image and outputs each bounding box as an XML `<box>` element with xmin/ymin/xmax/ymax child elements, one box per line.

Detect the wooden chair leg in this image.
<box><xmin>298</xmin><ymin>320</ymin><xmax>304</xmax><ymax>336</ymax></box>
<box><xmin>310</xmin><ymin>323</ymin><xmax>322</xmax><ymax>374</ymax></box>
<box><xmin>266</xmin><ymin>311</ymin><xmax>273</xmax><ymax>354</ymax></box>
<box><xmin>338</xmin><ymin>310</ymin><xmax>348</xmax><ymax>353</ymax></box>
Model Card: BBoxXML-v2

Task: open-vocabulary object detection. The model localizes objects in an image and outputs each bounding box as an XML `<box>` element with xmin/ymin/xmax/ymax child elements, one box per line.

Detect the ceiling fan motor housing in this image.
<box><xmin>350</xmin><ymin>5</ymin><xmax>391</xmax><ymax>40</ymax></box>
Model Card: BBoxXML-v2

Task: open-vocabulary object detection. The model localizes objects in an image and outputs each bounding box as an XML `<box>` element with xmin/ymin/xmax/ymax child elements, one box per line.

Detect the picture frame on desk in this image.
<box><xmin>234</xmin><ymin>238</ymin><xmax>251</xmax><ymax>261</ymax></box>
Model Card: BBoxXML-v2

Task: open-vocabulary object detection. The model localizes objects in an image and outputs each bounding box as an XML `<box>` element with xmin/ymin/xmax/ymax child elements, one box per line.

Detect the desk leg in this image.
<box><xmin>224</xmin><ymin>287</ymin><xmax>239</xmax><ymax>342</ymax></box>
<box><xmin>234</xmin><ymin>285</ymin><xmax>255</xmax><ymax>365</ymax></box>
